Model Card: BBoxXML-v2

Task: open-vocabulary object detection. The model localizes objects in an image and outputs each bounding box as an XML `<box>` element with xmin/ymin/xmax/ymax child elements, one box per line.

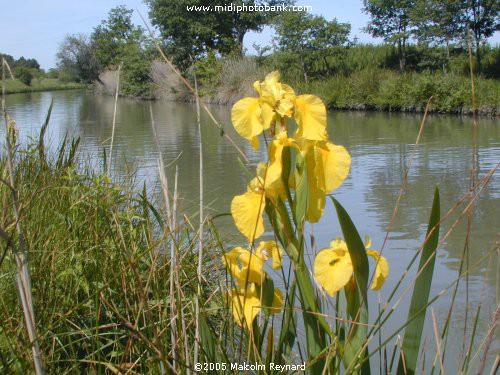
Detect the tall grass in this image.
<box><xmin>0</xmin><ymin>126</ymin><xmax>223</xmax><ymax>373</ymax></box>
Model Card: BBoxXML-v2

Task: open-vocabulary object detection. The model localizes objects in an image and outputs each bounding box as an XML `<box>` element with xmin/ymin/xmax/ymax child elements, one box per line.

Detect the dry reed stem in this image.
<box><xmin>149</xmin><ymin>105</ymin><xmax>191</xmax><ymax>372</ymax></box>
<box><xmin>137</xmin><ymin>9</ymin><xmax>250</xmax><ymax>164</ymax></box>
<box><xmin>193</xmin><ymin>68</ymin><xmax>203</xmax><ymax>369</ymax></box>
<box><xmin>2</xmin><ymin>58</ymin><xmax>45</xmax><ymax>375</ymax></box>
<box><xmin>477</xmin><ymin>304</ymin><xmax>499</xmax><ymax>375</ymax></box>
<box><xmin>107</xmin><ymin>63</ymin><xmax>122</xmax><ymax>176</ymax></box>
<box><xmin>98</xmin><ymin>292</ymin><xmax>178</xmax><ymax>374</ymax></box>
<box><xmin>149</xmin><ymin>105</ymin><xmax>175</xmax><ymax>373</ymax></box>
<box><xmin>431</xmin><ymin>308</ymin><xmax>445</xmax><ymax>374</ymax></box>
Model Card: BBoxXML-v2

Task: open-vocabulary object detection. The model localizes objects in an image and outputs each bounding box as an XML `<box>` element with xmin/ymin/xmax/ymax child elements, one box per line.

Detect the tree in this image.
<box><xmin>0</xmin><ymin>53</ymin><xmax>41</xmax><ymax>72</ymax></box>
<box><xmin>463</xmin><ymin>0</ymin><xmax>499</xmax><ymax>73</ymax></box>
<box><xmin>146</xmin><ymin>0</ymin><xmax>292</xmax><ymax>70</ymax></box>
<box><xmin>91</xmin><ymin>6</ymin><xmax>146</xmax><ymax>68</ymax></box>
<box><xmin>411</xmin><ymin>0</ymin><xmax>465</xmax><ymax>47</ymax></box>
<box><xmin>90</xmin><ymin>6</ymin><xmax>153</xmax><ymax>97</ymax></box>
<box><xmin>273</xmin><ymin>11</ymin><xmax>350</xmax><ymax>81</ymax></box>
<box><xmin>363</xmin><ymin>0</ymin><xmax>414</xmax><ymax>71</ymax></box>
<box><xmin>56</xmin><ymin>34</ymin><xmax>101</xmax><ymax>83</ymax></box>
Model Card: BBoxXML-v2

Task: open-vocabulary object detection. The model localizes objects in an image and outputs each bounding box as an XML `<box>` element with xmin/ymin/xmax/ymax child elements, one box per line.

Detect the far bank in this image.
<box><xmin>94</xmin><ymin>60</ymin><xmax>499</xmax><ymax>117</ymax></box>
<box><xmin>1</xmin><ymin>77</ymin><xmax>85</xmax><ymax>95</ymax></box>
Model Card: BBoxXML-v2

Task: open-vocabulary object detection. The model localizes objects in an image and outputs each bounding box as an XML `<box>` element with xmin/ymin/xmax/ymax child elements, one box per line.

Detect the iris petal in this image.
<box><xmin>314</xmin><ymin>247</ymin><xmax>353</xmax><ymax>296</ymax></box>
<box><xmin>238</xmin><ymin>251</ymin><xmax>265</xmax><ymax>285</ymax></box>
<box><xmin>367</xmin><ymin>250</ymin><xmax>389</xmax><ymax>291</ymax></box>
<box><xmin>231</xmin><ymin>97</ymin><xmax>263</xmax><ymax>150</ymax></box>
<box><xmin>304</xmin><ymin>141</ymin><xmax>351</xmax><ymax>222</ymax></box>
<box><xmin>323</xmin><ymin>143</ymin><xmax>351</xmax><ymax>192</ymax></box>
<box><xmin>228</xmin><ymin>288</ymin><xmax>261</xmax><ymax>330</ymax></box>
<box><xmin>306</xmin><ymin>179</ymin><xmax>326</xmax><ymax>223</ymax></box>
<box><xmin>231</xmin><ymin>191</ymin><xmax>266</xmax><ymax>241</ymax></box>
<box><xmin>294</xmin><ymin>95</ymin><xmax>327</xmax><ymax>141</ymax></box>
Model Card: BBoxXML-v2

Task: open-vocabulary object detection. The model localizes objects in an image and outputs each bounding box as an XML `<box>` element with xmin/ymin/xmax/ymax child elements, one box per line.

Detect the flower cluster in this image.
<box><xmin>223</xmin><ymin>71</ymin><xmax>389</xmax><ymax>330</ymax></box>
<box><xmin>222</xmin><ymin>241</ymin><xmax>284</xmax><ymax>330</ymax></box>
<box><xmin>230</xmin><ymin>71</ymin><xmax>351</xmax><ymax>241</ymax></box>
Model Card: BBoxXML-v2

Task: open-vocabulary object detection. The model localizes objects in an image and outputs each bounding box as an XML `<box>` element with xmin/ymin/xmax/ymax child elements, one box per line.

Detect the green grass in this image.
<box><xmin>1</xmin><ymin>78</ymin><xmax>85</xmax><ymax>94</ymax></box>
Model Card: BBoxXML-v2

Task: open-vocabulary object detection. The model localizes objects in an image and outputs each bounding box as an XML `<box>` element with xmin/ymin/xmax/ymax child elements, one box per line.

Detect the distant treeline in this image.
<box><xmin>49</xmin><ymin>1</ymin><xmax>498</xmax><ymax>112</ymax></box>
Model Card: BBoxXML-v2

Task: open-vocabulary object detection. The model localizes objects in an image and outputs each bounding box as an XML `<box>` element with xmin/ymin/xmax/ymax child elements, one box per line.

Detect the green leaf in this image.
<box><xmin>199</xmin><ymin>313</ymin><xmax>217</xmax><ymax>363</ymax></box>
<box><xmin>397</xmin><ymin>187</ymin><xmax>440</xmax><ymax>375</ymax></box>
<box><xmin>277</xmin><ymin>280</ymin><xmax>297</xmax><ymax>361</ymax></box>
<box><xmin>332</xmin><ymin>197</ymin><xmax>371</xmax><ymax>375</ymax></box>
<box><xmin>261</xmin><ymin>276</ymin><xmax>275</xmax><ymax>317</ymax></box>
<box><xmin>38</xmin><ymin>99</ymin><xmax>53</xmax><ymax>163</ymax></box>
<box><xmin>292</xmin><ymin>154</ymin><xmax>308</xmax><ymax>229</ymax></box>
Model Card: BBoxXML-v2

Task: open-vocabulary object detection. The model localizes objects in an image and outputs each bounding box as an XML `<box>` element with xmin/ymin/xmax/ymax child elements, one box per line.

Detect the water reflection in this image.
<box><xmin>3</xmin><ymin>90</ymin><xmax>498</xmax><ymax>370</ymax></box>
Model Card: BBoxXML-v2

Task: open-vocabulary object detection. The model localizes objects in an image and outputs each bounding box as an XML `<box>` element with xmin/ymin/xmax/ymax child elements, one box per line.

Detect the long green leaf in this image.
<box><xmin>38</xmin><ymin>99</ymin><xmax>53</xmax><ymax>163</ymax></box>
<box><xmin>397</xmin><ymin>187</ymin><xmax>440</xmax><ymax>375</ymax></box>
<box><xmin>332</xmin><ymin>197</ymin><xmax>371</xmax><ymax>375</ymax></box>
<box><xmin>292</xmin><ymin>154</ymin><xmax>308</xmax><ymax>229</ymax></box>
<box><xmin>276</xmin><ymin>280</ymin><xmax>297</xmax><ymax>362</ymax></box>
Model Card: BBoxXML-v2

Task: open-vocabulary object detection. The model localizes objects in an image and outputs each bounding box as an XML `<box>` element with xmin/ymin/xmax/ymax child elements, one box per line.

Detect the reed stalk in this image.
<box><xmin>137</xmin><ymin>9</ymin><xmax>249</xmax><ymax>164</ymax></box>
<box><xmin>107</xmin><ymin>63</ymin><xmax>122</xmax><ymax>176</ymax></box>
<box><xmin>193</xmin><ymin>67</ymin><xmax>204</xmax><ymax>369</ymax></box>
<box><xmin>2</xmin><ymin>58</ymin><xmax>45</xmax><ymax>374</ymax></box>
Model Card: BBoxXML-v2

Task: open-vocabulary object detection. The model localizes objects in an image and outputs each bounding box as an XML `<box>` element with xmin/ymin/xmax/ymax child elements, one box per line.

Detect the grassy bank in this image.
<box><xmin>297</xmin><ymin>69</ymin><xmax>499</xmax><ymax>116</ymax></box>
<box><xmin>1</xmin><ymin>78</ymin><xmax>85</xmax><ymax>94</ymax></box>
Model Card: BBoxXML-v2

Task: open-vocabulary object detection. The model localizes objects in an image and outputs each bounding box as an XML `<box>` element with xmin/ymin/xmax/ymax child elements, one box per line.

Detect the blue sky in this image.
<box><xmin>1</xmin><ymin>1</ymin><xmax>498</xmax><ymax>70</ymax></box>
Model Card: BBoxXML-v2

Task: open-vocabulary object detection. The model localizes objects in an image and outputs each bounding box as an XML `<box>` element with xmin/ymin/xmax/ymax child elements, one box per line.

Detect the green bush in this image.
<box><xmin>14</xmin><ymin>67</ymin><xmax>33</xmax><ymax>86</ymax></box>
<box><xmin>194</xmin><ymin>50</ymin><xmax>222</xmax><ymax>96</ymax></box>
<box><xmin>119</xmin><ymin>44</ymin><xmax>154</xmax><ymax>98</ymax></box>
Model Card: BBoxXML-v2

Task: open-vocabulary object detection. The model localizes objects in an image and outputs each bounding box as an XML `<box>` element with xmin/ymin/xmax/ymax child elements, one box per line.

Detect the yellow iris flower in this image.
<box><xmin>231</xmin><ymin>71</ymin><xmax>352</xmax><ymax>237</ymax></box>
<box><xmin>227</xmin><ymin>286</ymin><xmax>284</xmax><ymax>330</ymax></box>
<box><xmin>313</xmin><ymin>238</ymin><xmax>389</xmax><ymax>296</ymax></box>
<box><xmin>232</xmin><ymin>71</ymin><xmax>329</xmax><ymax>150</ymax></box>
<box><xmin>222</xmin><ymin>241</ymin><xmax>284</xmax><ymax>329</ymax></box>
<box><xmin>222</xmin><ymin>241</ymin><xmax>283</xmax><ymax>287</ymax></box>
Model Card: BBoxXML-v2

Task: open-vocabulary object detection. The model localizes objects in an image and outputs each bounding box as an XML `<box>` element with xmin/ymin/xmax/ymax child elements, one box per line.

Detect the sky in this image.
<box><xmin>1</xmin><ymin>1</ymin><xmax>498</xmax><ymax>70</ymax></box>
